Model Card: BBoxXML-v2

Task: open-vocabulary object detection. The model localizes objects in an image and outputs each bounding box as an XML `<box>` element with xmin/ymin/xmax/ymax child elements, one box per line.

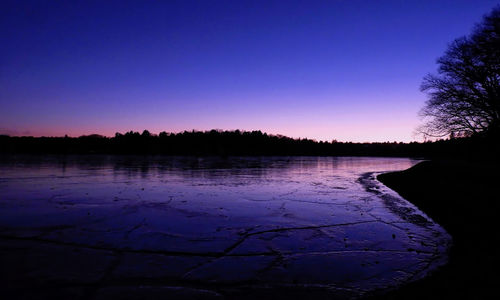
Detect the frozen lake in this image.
<box><xmin>0</xmin><ymin>156</ymin><xmax>451</xmax><ymax>299</ymax></box>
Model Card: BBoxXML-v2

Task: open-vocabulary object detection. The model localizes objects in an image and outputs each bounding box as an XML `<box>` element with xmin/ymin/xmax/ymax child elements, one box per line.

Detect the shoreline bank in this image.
<box><xmin>371</xmin><ymin>160</ymin><xmax>499</xmax><ymax>299</ymax></box>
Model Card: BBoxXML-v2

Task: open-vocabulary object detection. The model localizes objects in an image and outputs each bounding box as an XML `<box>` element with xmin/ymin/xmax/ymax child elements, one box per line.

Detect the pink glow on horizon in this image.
<box><xmin>1</xmin><ymin>122</ymin><xmax>422</xmax><ymax>143</ymax></box>
<box><xmin>1</xmin><ymin>94</ymin><xmax>423</xmax><ymax>142</ymax></box>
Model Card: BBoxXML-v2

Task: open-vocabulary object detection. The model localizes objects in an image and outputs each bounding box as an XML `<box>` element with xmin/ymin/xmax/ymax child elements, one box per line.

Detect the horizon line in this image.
<box><xmin>0</xmin><ymin>128</ymin><xmax>430</xmax><ymax>144</ymax></box>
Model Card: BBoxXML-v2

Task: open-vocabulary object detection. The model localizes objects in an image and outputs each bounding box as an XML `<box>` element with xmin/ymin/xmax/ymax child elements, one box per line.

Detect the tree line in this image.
<box><xmin>0</xmin><ymin>129</ymin><xmax>497</xmax><ymax>159</ymax></box>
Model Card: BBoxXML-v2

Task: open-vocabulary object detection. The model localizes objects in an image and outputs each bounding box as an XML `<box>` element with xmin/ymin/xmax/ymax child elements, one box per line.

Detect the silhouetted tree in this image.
<box><xmin>141</xmin><ymin>130</ymin><xmax>151</xmax><ymax>137</ymax></box>
<box><xmin>419</xmin><ymin>6</ymin><xmax>500</xmax><ymax>138</ymax></box>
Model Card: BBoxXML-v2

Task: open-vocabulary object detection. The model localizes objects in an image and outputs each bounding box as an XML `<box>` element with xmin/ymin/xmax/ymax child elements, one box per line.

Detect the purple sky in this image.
<box><xmin>1</xmin><ymin>0</ymin><xmax>498</xmax><ymax>142</ymax></box>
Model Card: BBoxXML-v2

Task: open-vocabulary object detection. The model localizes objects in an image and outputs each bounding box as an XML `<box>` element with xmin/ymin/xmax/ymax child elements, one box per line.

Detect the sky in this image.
<box><xmin>1</xmin><ymin>0</ymin><xmax>498</xmax><ymax>142</ymax></box>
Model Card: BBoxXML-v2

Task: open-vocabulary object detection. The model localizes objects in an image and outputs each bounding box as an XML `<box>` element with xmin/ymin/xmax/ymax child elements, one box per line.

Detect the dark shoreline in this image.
<box><xmin>372</xmin><ymin>160</ymin><xmax>499</xmax><ymax>299</ymax></box>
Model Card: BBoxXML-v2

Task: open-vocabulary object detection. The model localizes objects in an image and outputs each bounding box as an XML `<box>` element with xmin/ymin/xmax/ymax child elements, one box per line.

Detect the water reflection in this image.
<box><xmin>0</xmin><ymin>156</ymin><xmax>450</xmax><ymax>298</ymax></box>
<box><xmin>0</xmin><ymin>155</ymin><xmax>425</xmax><ymax>179</ymax></box>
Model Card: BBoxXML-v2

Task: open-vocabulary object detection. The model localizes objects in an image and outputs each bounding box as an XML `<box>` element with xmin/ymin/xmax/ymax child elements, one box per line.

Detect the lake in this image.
<box><xmin>0</xmin><ymin>156</ymin><xmax>451</xmax><ymax>299</ymax></box>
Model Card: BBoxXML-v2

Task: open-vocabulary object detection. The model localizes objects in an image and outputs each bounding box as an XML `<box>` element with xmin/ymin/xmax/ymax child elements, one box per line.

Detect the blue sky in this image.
<box><xmin>1</xmin><ymin>0</ymin><xmax>498</xmax><ymax>142</ymax></box>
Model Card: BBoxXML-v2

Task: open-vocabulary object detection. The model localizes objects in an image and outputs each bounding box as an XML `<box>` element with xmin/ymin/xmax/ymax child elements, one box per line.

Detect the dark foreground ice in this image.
<box><xmin>0</xmin><ymin>156</ymin><xmax>451</xmax><ymax>299</ymax></box>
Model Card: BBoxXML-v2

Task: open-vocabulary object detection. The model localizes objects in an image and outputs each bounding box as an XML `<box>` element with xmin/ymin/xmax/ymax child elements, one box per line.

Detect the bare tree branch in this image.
<box><xmin>419</xmin><ymin>6</ymin><xmax>500</xmax><ymax>138</ymax></box>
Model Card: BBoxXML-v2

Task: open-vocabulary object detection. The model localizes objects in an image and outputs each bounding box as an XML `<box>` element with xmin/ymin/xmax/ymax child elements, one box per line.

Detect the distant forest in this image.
<box><xmin>0</xmin><ymin>130</ymin><xmax>497</xmax><ymax>159</ymax></box>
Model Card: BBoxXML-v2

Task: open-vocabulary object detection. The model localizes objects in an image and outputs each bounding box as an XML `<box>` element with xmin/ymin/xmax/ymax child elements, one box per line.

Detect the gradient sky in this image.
<box><xmin>1</xmin><ymin>0</ymin><xmax>498</xmax><ymax>142</ymax></box>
